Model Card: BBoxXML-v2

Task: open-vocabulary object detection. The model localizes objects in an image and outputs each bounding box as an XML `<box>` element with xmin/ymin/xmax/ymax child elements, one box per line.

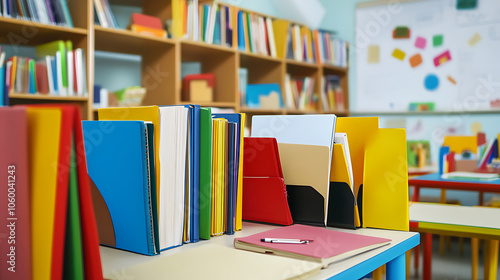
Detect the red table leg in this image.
<box><xmin>423</xmin><ymin>233</ymin><xmax>432</xmax><ymax>280</ymax></box>
<box><xmin>412</xmin><ymin>186</ymin><xmax>420</xmax><ymax>202</ymax></box>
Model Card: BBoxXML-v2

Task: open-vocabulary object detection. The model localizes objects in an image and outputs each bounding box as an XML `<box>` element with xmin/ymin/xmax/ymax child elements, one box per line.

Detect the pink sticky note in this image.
<box><xmin>434</xmin><ymin>50</ymin><xmax>451</xmax><ymax>67</ymax></box>
<box><xmin>415</xmin><ymin>36</ymin><xmax>426</xmax><ymax>49</ymax></box>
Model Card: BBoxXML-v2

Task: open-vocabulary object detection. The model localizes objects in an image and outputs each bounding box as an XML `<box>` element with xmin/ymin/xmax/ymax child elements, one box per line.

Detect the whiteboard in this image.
<box><xmin>355</xmin><ymin>0</ymin><xmax>500</xmax><ymax>112</ymax></box>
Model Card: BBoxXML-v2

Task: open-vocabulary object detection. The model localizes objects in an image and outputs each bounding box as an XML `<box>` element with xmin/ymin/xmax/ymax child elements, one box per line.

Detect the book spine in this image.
<box><xmin>141</xmin><ymin>122</ymin><xmax>156</xmax><ymax>255</ymax></box>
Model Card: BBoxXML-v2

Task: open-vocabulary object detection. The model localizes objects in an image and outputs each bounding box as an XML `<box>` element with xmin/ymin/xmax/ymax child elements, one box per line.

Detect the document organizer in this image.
<box><xmin>242</xmin><ymin>138</ymin><xmax>293</xmax><ymax>225</ymax></box>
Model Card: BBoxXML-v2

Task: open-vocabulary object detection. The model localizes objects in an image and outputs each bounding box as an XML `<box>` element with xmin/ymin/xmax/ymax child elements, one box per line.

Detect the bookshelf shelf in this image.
<box><xmin>9</xmin><ymin>93</ymin><xmax>89</xmax><ymax>101</ymax></box>
<box><xmin>285</xmin><ymin>59</ymin><xmax>319</xmax><ymax>69</ymax></box>
<box><xmin>322</xmin><ymin>64</ymin><xmax>348</xmax><ymax>73</ymax></box>
<box><xmin>285</xmin><ymin>109</ymin><xmax>319</xmax><ymax>115</ymax></box>
<box><xmin>239</xmin><ymin>52</ymin><xmax>283</xmax><ymax>63</ymax></box>
<box><xmin>181</xmin><ymin>40</ymin><xmax>236</xmax><ymax>55</ymax></box>
<box><xmin>178</xmin><ymin>101</ymin><xmax>237</xmax><ymax>108</ymax></box>
<box><xmin>239</xmin><ymin>108</ymin><xmax>285</xmax><ymax>114</ymax></box>
<box><xmin>94</xmin><ymin>26</ymin><xmax>176</xmax><ymax>55</ymax></box>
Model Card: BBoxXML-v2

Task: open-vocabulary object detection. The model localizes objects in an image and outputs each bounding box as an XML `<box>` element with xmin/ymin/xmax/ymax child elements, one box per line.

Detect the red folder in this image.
<box><xmin>243</xmin><ymin>137</ymin><xmax>293</xmax><ymax>225</ymax></box>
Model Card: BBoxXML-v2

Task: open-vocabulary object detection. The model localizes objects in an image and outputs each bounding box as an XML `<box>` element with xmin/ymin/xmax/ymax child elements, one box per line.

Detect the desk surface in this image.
<box><xmin>409</xmin><ymin>203</ymin><xmax>500</xmax><ymax>239</ymax></box>
<box><xmin>101</xmin><ymin>222</ymin><xmax>419</xmax><ymax>280</ymax></box>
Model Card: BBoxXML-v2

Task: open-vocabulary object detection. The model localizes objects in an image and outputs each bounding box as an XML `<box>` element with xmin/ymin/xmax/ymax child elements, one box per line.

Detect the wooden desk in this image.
<box><xmin>409</xmin><ymin>203</ymin><xmax>500</xmax><ymax>280</ymax></box>
<box><xmin>101</xmin><ymin>222</ymin><xmax>419</xmax><ymax>280</ymax></box>
<box><xmin>409</xmin><ymin>173</ymin><xmax>500</xmax><ymax>205</ymax></box>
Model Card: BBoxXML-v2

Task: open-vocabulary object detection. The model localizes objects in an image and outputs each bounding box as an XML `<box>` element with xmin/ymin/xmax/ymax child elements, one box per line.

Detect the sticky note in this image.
<box><xmin>424</xmin><ymin>74</ymin><xmax>439</xmax><ymax>91</ymax></box>
<box><xmin>457</xmin><ymin>0</ymin><xmax>477</xmax><ymax>9</ymax></box>
<box><xmin>468</xmin><ymin>33</ymin><xmax>482</xmax><ymax>47</ymax></box>
<box><xmin>433</xmin><ymin>35</ymin><xmax>443</xmax><ymax>47</ymax></box>
<box><xmin>393</xmin><ymin>26</ymin><xmax>410</xmax><ymax>39</ymax></box>
<box><xmin>447</xmin><ymin>76</ymin><xmax>457</xmax><ymax>85</ymax></box>
<box><xmin>409</xmin><ymin>54</ymin><xmax>422</xmax><ymax>68</ymax></box>
<box><xmin>433</xmin><ymin>50</ymin><xmax>451</xmax><ymax>67</ymax></box>
<box><xmin>415</xmin><ymin>36</ymin><xmax>426</xmax><ymax>49</ymax></box>
<box><xmin>367</xmin><ymin>45</ymin><xmax>380</xmax><ymax>64</ymax></box>
<box><xmin>392</xmin><ymin>49</ymin><xmax>406</xmax><ymax>61</ymax></box>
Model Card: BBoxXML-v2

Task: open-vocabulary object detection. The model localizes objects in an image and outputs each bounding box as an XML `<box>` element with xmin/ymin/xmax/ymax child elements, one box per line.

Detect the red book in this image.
<box><xmin>0</xmin><ymin>107</ymin><xmax>32</xmax><ymax>280</ymax></box>
<box><xmin>35</xmin><ymin>62</ymin><xmax>49</xmax><ymax>94</ymax></box>
<box><xmin>243</xmin><ymin>137</ymin><xmax>293</xmax><ymax>225</ymax></box>
<box><xmin>446</xmin><ymin>152</ymin><xmax>455</xmax><ymax>172</ymax></box>
<box><xmin>130</xmin><ymin>13</ymin><xmax>163</xmax><ymax>29</ymax></box>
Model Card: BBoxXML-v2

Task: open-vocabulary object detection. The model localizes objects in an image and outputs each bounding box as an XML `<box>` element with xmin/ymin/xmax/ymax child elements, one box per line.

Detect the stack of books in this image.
<box><xmin>283</xmin><ymin>74</ymin><xmax>317</xmax><ymax>111</ymax></box>
<box><xmin>1</xmin><ymin>40</ymin><xmax>87</xmax><ymax>98</ymax></box>
<box><xmin>1</xmin><ymin>0</ymin><xmax>74</xmax><ymax>27</ymax></box>
<box><xmin>84</xmin><ymin>106</ymin><xmax>245</xmax><ymax>255</ymax></box>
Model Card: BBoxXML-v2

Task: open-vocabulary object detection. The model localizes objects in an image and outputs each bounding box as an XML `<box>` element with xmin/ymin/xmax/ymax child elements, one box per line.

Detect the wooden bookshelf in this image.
<box><xmin>2</xmin><ymin>0</ymin><xmax>350</xmax><ymax>120</ymax></box>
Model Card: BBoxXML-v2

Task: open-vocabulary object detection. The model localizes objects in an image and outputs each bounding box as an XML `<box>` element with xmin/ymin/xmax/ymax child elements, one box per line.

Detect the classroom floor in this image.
<box><xmin>407</xmin><ymin>235</ymin><xmax>500</xmax><ymax>280</ymax></box>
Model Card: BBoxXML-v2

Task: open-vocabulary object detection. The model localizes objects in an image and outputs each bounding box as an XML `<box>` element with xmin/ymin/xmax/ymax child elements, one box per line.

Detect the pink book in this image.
<box><xmin>0</xmin><ymin>107</ymin><xmax>31</xmax><ymax>280</ymax></box>
<box><xmin>234</xmin><ymin>224</ymin><xmax>391</xmax><ymax>268</ymax></box>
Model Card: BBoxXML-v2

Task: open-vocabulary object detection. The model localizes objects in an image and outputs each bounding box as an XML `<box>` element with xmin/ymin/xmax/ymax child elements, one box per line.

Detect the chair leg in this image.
<box><xmin>423</xmin><ymin>233</ymin><xmax>432</xmax><ymax>280</ymax></box>
<box><xmin>414</xmin><ymin>244</ymin><xmax>420</xmax><ymax>278</ymax></box>
<box><xmin>372</xmin><ymin>266</ymin><xmax>383</xmax><ymax>280</ymax></box>
<box><xmin>484</xmin><ymin>239</ymin><xmax>499</xmax><ymax>280</ymax></box>
<box><xmin>406</xmin><ymin>250</ymin><xmax>411</xmax><ymax>279</ymax></box>
<box><xmin>459</xmin><ymin>237</ymin><xmax>464</xmax><ymax>254</ymax></box>
<box><xmin>471</xmin><ymin>238</ymin><xmax>479</xmax><ymax>280</ymax></box>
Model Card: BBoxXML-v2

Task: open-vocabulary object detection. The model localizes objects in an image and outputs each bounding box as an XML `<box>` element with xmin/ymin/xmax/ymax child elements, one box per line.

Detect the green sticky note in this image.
<box><xmin>457</xmin><ymin>0</ymin><xmax>477</xmax><ymax>9</ymax></box>
<box><xmin>433</xmin><ymin>35</ymin><xmax>443</xmax><ymax>47</ymax></box>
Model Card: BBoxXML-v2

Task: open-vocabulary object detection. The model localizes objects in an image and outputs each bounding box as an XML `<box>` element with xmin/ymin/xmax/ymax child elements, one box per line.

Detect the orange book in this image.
<box><xmin>130</xmin><ymin>24</ymin><xmax>167</xmax><ymax>38</ymax></box>
<box><xmin>313</xmin><ymin>30</ymin><xmax>321</xmax><ymax>64</ymax></box>
<box><xmin>232</xmin><ymin>6</ymin><xmax>239</xmax><ymax>49</ymax></box>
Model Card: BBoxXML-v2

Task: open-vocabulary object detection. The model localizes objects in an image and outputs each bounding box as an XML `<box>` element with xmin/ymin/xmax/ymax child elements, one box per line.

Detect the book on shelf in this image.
<box><xmin>3</xmin><ymin>40</ymin><xmax>87</xmax><ymax>97</ymax></box>
<box><xmin>1</xmin><ymin>0</ymin><xmax>73</xmax><ymax>27</ymax></box>
<box><xmin>314</xmin><ymin>30</ymin><xmax>348</xmax><ymax>67</ymax></box>
<box><xmin>128</xmin><ymin>13</ymin><xmax>167</xmax><ymax>38</ymax></box>
<box><xmin>234</xmin><ymin>224</ymin><xmax>391</xmax><ymax>268</ymax></box>
<box><xmin>283</xmin><ymin>75</ymin><xmax>317</xmax><ymax>111</ymax></box>
<box><xmin>93</xmin><ymin>0</ymin><xmax>118</xmax><ymax>28</ymax></box>
<box><xmin>322</xmin><ymin>75</ymin><xmax>345</xmax><ymax>112</ymax></box>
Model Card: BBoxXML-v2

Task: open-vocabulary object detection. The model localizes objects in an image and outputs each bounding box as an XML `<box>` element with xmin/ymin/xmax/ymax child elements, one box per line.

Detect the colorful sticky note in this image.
<box><xmin>367</xmin><ymin>45</ymin><xmax>380</xmax><ymax>64</ymax></box>
<box><xmin>393</xmin><ymin>26</ymin><xmax>410</xmax><ymax>39</ymax></box>
<box><xmin>457</xmin><ymin>0</ymin><xmax>477</xmax><ymax>9</ymax></box>
<box><xmin>392</xmin><ymin>49</ymin><xmax>406</xmax><ymax>61</ymax></box>
<box><xmin>468</xmin><ymin>33</ymin><xmax>482</xmax><ymax>47</ymax></box>
<box><xmin>409</xmin><ymin>54</ymin><xmax>422</xmax><ymax>68</ymax></box>
<box><xmin>433</xmin><ymin>50</ymin><xmax>451</xmax><ymax>67</ymax></box>
<box><xmin>424</xmin><ymin>74</ymin><xmax>439</xmax><ymax>91</ymax></box>
<box><xmin>409</xmin><ymin>103</ymin><xmax>435</xmax><ymax>111</ymax></box>
<box><xmin>433</xmin><ymin>35</ymin><xmax>443</xmax><ymax>47</ymax></box>
<box><xmin>415</xmin><ymin>36</ymin><xmax>426</xmax><ymax>49</ymax></box>
<box><xmin>447</xmin><ymin>76</ymin><xmax>457</xmax><ymax>85</ymax></box>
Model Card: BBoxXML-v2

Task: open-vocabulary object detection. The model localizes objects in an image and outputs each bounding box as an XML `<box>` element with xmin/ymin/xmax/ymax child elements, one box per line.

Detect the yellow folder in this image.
<box><xmin>212</xmin><ymin>118</ymin><xmax>227</xmax><ymax>236</ymax></box>
<box><xmin>235</xmin><ymin>113</ymin><xmax>245</xmax><ymax>231</ymax></box>
<box><xmin>27</xmin><ymin>108</ymin><xmax>61</xmax><ymax>280</ymax></box>
<box><xmin>363</xmin><ymin>128</ymin><xmax>409</xmax><ymax>231</ymax></box>
<box><xmin>98</xmin><ymin>106</ymin><xmax>161</xmax><ymax>206</ymax></box>
<box><xmin>443</xmin><ymin>135</ymin><xmax>477</xmax><ymax>154</ymax></box>
<box><xmin>335</xmin><ymin>117</ymin><xmax>378</xmax><ymax>197</ymax></box>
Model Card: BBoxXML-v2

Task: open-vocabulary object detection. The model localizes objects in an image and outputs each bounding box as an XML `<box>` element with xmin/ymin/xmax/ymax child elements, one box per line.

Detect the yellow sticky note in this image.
<box><xmin>392</xmin><ymin>48</ymin><xmax>406</xmax><ymax>61</ymax></box>
<box><xmin>363</xmin><ymin>128</ymin><xmax>409</xmax><ymax>231</ymax></box>
<box><xmin>367</xmin><ymin>45</ymin><xmax>380</xmax><ymax>64</ymax></box>
<box><xmin>468</xmin><ymin>33</ymin><xmax>482</xmax><ymax>47</ymax></box>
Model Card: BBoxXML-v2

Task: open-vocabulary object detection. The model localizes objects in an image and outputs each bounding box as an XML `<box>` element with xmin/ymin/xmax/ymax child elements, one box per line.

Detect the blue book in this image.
<box><xmin>203</xmin><ymin>5</ymin><xmax>210</xmax><ymax>42</ymax></box>
<box><xmin>51</xmin><ymin>57</ymin><xmax>58</xmax><ymax>94</ymax></box>
<box><xmin>0</xmin><ymin>66</ymin><xmax>4</xmax><ymax>106</ymax></box>
<box><xmin>237</xmin><ymin>11</ymin><xmax>245</xmax><ymax>51</ymax></box>
<box><xmin>213</xmin><ymin>8</ymin><xmax>221</xmax><ymax>45</ymax></box>
<box><xmin>439</xmin><ymin>146</ymin><xmax>450</xmax><ymax>175</ymax></box>
<box><xmin>82</xmin><ymin>120</ymin><xmax>159</xmax><ymax>256</ymax></box>
<box><xmin>225</xmin><ymin>6</ymin><xmax>232</xmax><ymax>46</ymax></box>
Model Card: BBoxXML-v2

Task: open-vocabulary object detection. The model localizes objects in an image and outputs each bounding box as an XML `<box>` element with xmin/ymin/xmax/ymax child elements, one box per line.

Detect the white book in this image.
<box><xmin>158</xmin><ymin>106</ymin><xmax>189</xmax><ymax>250</ymax></box>
<box><xmin>193</xmin><ymin>0</ymin><xmax>199</xmax><ymax>41</ymax></box>
<box><xmin>334</xmin><ymin>133</ymin><xmax>354</xmax><ymax>190</ymax></box>
<box><xmin>318</xmin><ymin>32</ymin><xmax>325</xmax><ymax>64</ymax></box>
<box><xmin>34</xmin><ymin>0</ymin><xmax>50</xmax><ymax>24</ymax></box>
<box><xmin>67</xmin><ymin>50</ymin><xmax>74</xmax><ymax>96</ymax></box>
<box><xmin>320</xmin><ymin>76</ymin><xmax>328</xmax><ymax>111</ymax></box>
<box><xmin>187</xmin><ymin>2</ymin><xmax>193</xmax><ymax>39</ymax></box>
<box><xmin>266</xmin><ymin>17</ymin><xmax>277</xmax><ymax>58</ymax></box>
<box><xmin>294</xmin><ymin>25</ymin><xmax>302</xmax><ymax>61</ymax></box>
<box><xmin>206</xmin><ymin>2</ymin><xmax>217</xmax><ymax>44</ymax></box>
<box><xmin>258</xmin><ymin>17</ymin><xmax>268</xmax><ymax>56</ymax></box>
<box><xmin>2</xmin><ymin>0</ymin><xmax>7</xmax><ymax>17</ymax></box>
<box><xmin>0</xmin><ymin>52</ymin><xmax>5</xmax><ymax>66</ymax></box>
<box><xmin>55</xmin><ymin>51</ymin><xmax>66</xmax><ymax>96</ymax></box>
<box><xmin>45</xmin><ymin>56</ymin><xmax>55</xmax><ymax>95</ymax></box>
<box><xmin>284</xmin><ymin>74</ymin><xmax>295</xmax><ymax>109</ymax></box>
<box><xmin>94</xmin><ymin>0</ymin><xmax>109</xmax><ymax>27</ymax></box>
<box><xmin>74</xmin><ymin>49</ymin><xmax>83</xmax><ymax>96</ymax></box>
<box><xmin>100</xmin><ymin>88</ymin><xmax>108</xmax><ymax>108</ymax></box>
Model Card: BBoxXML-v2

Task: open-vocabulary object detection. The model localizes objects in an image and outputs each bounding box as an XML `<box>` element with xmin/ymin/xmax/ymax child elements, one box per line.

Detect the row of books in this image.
<box><xmin>87</xmin><ymin>106</ymin><xmax>245</xmax><ymax>255</ymax></box>
<box><xmin>93</xmin><ymin>0</ymin><xmax>118</xmax><ymax>29</ymax></box>
<box><xmin>283</xmin><ymin>74</ymin><xmax>318</xmax><ymax>111</ymax></box>
<box><xmin>321</xmin><ymin>75</ymin><xmax>345</xmax><ymax>112</ymax></box>
<box><xmin>0</xmin><ymin>41</ymin><xmax>87</xmax><ymax>100</ymax></box>
<box><xmin>169</xmin><ymin>1</ymin><xmax>348</xmax><ymax>66</ymax></box>
<box><xmin>1</xmin><ymin>0</ymin><xmax>74</xmax><ymax>27</ymax></box>
<box><xmin>0</xmin><ymin>105</ymin><xmax>103</xmax><ymax>280</ymax></box>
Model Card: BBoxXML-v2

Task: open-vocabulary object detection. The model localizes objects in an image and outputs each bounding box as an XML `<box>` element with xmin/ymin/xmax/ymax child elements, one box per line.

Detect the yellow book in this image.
<box><xmin>301</xmin><ymin>26</ymin><xmax>313</xmax><ymax>62</ymax></box>
<box><xmin>235</xmin><ymin>113</ymin><xmax>245</xmax><ymax>231</ymax></box>
<box><xmin>218</xmin><ymin>119</ymin><xmax>227</xmax><ymax>235</ymax></box>
<box><xmin>443</xmin><ymin>135</ymin><xmax>477</xmax><ymax>154</ymax></box>
<box><xmin>172</xmin><ymin>0</ymin><xmax>183</xmax><ymax>38</ymax></box>
<box><xmin>363</xmin><ymin>129</ymin><xmax>409</xmax><ymax>231</ymax></box>
<box><xmin>98</xmin><ymin>106</ymin><xmax>161</xmax><ymax>207</ymax></box>
<box><xmin>335</xmin><ymin>117</ymin><xmax>378</xmax><ymax>197</ymax></box>
<box><xmin>10</xmin><ymin>56</ymin><xmax>17</xmax><ymax>93</ymax></box>
<box><xmin>129</xmin><ymin>24</ymin><xmax>167</xmax><ymax>38</ymax></box>
<box><xmin>272</xmin><ymin>19</ymin><xmax>289</xmax><ymax>59</ymax></box>
<box><xmin>232</xmin><ymin>7</ymin><xmax>239</xmax><ymax>49</ymax></box>
<box><xmin>28</xmin><ymin>108</ymin><xmax>62</xmax><ymax>280</ymax></box>
<box><xmin>211</xmin><ymin>119</ymin><xmax>218</xmax><ymax>236</ymax></box>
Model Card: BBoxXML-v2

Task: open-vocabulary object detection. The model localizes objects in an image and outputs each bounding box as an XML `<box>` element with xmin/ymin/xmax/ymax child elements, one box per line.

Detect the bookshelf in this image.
<box><xmin>2</xmin><ymin>0</ymin><xmax>349</xmax><ymax>122</ymax></box>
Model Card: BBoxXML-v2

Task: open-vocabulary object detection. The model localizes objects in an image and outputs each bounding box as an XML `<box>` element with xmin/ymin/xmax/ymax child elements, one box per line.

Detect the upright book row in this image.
<box><xmin>84</xmin><ymin>105</ymin><xmax>245</xmax><ymax>256</ymax></box>
<box><xmin>1</xmin><ymin>0</ymin><xmax>74</xmax><ymax>27</ymax></box>
<box><xmin>0</xmin><ymin>41</ymin><xmax>87</xmax><ymax>103</ymax></box>
<box><xmin>0</xmin><ymin>105</ymin><xmax>103</xmax><ymax>280</ymax></box>
<box><xmin>170</xmin><ymin>0</ymin><xmax>348</xmax><ymax>66</ymax></box>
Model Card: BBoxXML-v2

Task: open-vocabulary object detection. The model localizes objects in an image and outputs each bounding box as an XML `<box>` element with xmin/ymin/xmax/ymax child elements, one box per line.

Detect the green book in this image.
<box><xmin>36</xmin><ymin>40</ymin><xmax>68</xmax><ymax>91</ymax></box>
<box><xmin>246</xmin><ymin>13</ymin><xmax>253</xmax><ymax>53</ymax></box>
<box><xmin>63</xmin><ymin>138</ymin><xmax>84</xmax><ymax>280</ymax></box>
<box><xmin>199</xmin><ymin>108</ymin><xmax>213</xmax><ymax>240</ymax></box>
<box><xmin>146</xmin><ymin>123</ymin><xmax>160</xmax><ymax>251</ymax></box>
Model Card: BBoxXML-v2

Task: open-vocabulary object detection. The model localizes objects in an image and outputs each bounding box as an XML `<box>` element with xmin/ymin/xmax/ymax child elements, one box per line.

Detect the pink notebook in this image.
<box><xmin>234</xmin><ymin>224</ymin><xmax>391</xmax><ymax>268</ymax></box>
